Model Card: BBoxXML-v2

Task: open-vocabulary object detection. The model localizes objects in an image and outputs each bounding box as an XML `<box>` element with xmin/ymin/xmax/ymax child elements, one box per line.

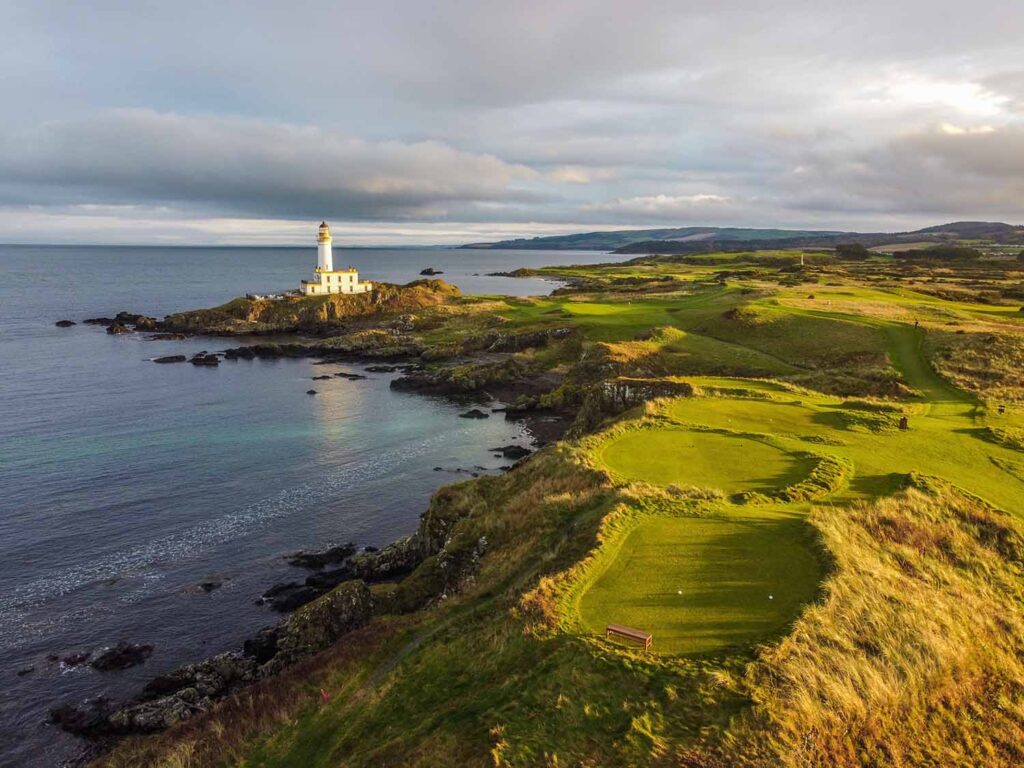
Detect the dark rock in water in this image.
<box><xmin>16</xmin><ymin>666</ymin><xmax>34</xmax><ymax>676</ymax></box>
<box><xmin>286</xmin><ymin>542</ymin><xmax>356</xmax><ymax>569</ymax></box>
<box><xmin>55</xmin><ymin>320</ymin><xmax>76</xmax><ymax>327</ymax></box>
<box><xmin>62</xmin><ymin>651</ymin><xmax>91</xmax><ymax>667</ymax></box>
<box><xmin>190</xmin><ymin>354</ymin><xmax>220</xmax><ymax>366</ymax></box>
<box><xmin>489</xmin><ymin>444</ymin><xmax>532</xmax><ymax>460</ymax></box>
<box><xmin>260</xmin><ymin>581</ymin><xmax>322</xmax><ymax>612</ymax></box>
<box><xmin>242</xmin><ymin>626</ymin><xmax>280</xmax><ymax>664</ymax></box>
<box><xmin>365</xmin><ymin>365</ymin><xmax>398</xmax><ymax>373</ymax></box>
<box><xmin>223</xmin><ymin>346</ymin><xmax>255</xmax><ymax>360</ymax></box>
<box><xmin>262</xmin><ymin>581</ymin><xmax>300</xmax><ymax>598</ymax></box>
<box><xmin>49</xmin><ymin>697</ymin><xmax>118</xmax><ymax>736</ymax></box>
<box><xmin>153</xmin><ymin>355</ymin><xmax>186</xmax><ymax>364</ymax></box>
<box><xmin>220</xmin><ymin>342</ymin><xmax>315</xmax><ymax>361</ymax></box>
<box><xmin>149</xmin><ymin>332</ymin><xmax>187</xmax><ymax>340</ymax></box>
<box><xmin>335</xmin><ymin>371</ymin><xmax>367</xmax><ymax>380</ymax></box>
<box><xmin>115</xmin><ymin>311</ymin><xmax>146</xmax><ymax>325</ymax></box>
<box><xmin>434</xmin><ymin>466</ymin><xmax>443</xmax><ymax>471</ymax></box>
<box><xmin>106</xmin><ymin>322</ymin><xmax>130</xmax><ymax>335</ymax></box>
<box><xmin>363</xmin><ymin>545</ymin><xmax>379</xmax><ymax>553</ymax></box>
<box><xmin>304</xmin><ymin>565</ymin><xmax>355</xmax><ymax>590</ymax></box>
<box><xmin>197</xmin><ymin>580</ymin><xmax>222</xmax><ymax>593</ymax></box>
<box><xmin>306</xmin><ymin>389</ymin><xmax>317</xmax><ymax>395</ymax></box>
<box><xmin>311</xmin><ymin>374</ymin><xmax>332</xmax><ymax>380</ymax></box>
<box><xmin>84</xmin><ymin>317</ymin><xmax>117</xmax><ymax>326</ymax></box>
<box><xmin>267</xmin><ymin>586</ymin><xmax>321</xmax><ymax>612</ymax></box>
<box><xmin>419</xmin><ymin>267</ymin><xmax>443</xmax><ymax>275</ymax></box>
<box><xmin>459</xmin><ymin>409</ymin><xmax>490</xmax><ymax>419</ymax></box>
<box><xmin>134</xmin><ymin>316</ymin><xmax>159</xmax><ymax>331</ymax></box>
<box><xmin>90</xmin><ymin>642</ymin><xmax>154</xmax><ymax>671</ymax></box>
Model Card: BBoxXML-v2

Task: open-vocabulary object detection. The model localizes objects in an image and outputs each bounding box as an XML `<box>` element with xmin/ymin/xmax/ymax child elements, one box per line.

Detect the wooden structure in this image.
<box><xmin>899</xmin><ymin>416</ymin><xmax>909</xmax><ymax>431</ymax></box>
<box><xmin>605</xmin><ymin>623</ymin><xmax>653</xmax><ymax>650</ymax></box>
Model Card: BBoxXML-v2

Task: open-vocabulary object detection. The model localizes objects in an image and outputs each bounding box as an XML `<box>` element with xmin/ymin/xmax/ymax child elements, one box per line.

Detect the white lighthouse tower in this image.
<box><xmin>300</xmin><ymin>221</ymin><xmax>373</xmax><ymax>296</ymax></box>
<box><xmin>317</xmin><ymin>221</ymin><xmax>333</xmax><ymax>271</ymax></box>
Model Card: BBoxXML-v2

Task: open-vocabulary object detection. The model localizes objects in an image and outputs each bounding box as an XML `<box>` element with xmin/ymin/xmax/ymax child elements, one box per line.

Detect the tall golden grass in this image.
<box><xmin>721</xmin><ymin>484</ymin><xmax>1024</xmax><ymax>767</ymax></box>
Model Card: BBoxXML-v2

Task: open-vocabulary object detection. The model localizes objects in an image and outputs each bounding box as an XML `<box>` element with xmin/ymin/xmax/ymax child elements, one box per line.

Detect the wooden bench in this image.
<box><xmin>605</xmin><ymin>623</ymin><xmax>652</xmax><ymax>650</ymax></box>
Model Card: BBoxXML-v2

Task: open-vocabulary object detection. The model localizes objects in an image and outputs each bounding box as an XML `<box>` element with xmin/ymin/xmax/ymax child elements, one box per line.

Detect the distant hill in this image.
<box><xmin>462</xmin><ymin>221</ymin><xmax>1024</xmax><ymax>254</ymax></box>
<box><xmin>460</xmin><ymin>226</ymin><xmax>847</xmax><ymax>252</ymax></box>
<box><xmin>910</xmin><ymin>221</ymin><xmax>1024</xmax><ymax>240</ymax></box>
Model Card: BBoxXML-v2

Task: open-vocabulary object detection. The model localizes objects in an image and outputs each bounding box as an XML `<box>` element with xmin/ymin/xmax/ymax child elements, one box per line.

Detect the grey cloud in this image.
<box><xmin>0</xmin><ymin>110</ymin><xmax>541</xmax><ymax>219</ymax></box>
<box><xmin>4</xmin><ymin>1</ymin><xmax>1024</xmax><ymax>242</ymax></box>
<box><xmin>772</xmin><ymin>126</ymin><xmax>1024</xmax><ymax>218</ymax></box>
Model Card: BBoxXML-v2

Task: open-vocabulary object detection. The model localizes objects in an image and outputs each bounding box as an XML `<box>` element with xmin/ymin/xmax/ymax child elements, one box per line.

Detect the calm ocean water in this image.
<box><xmin>0</xmin><ymin>244</ymin><xmax>622</xmax><ymax>766</ymax></box>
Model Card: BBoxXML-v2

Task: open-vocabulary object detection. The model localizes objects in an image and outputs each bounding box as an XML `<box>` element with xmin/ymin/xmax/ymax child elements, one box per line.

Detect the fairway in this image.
<box><xmin>599</xmin><ymin>428</ymin><xmax>814</xmax><ymax>493</ymax></box>
<box><xmin>578</xmin><ymin>514</ymin><xmax>822</xmax><ymax>655</ymax></box>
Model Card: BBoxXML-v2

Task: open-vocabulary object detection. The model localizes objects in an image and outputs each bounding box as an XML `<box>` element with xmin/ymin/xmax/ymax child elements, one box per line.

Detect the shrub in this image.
<box><xmin>835</xmin><ymin>243</ymin><xmax>871</xmax><ymax>261</ymax></box>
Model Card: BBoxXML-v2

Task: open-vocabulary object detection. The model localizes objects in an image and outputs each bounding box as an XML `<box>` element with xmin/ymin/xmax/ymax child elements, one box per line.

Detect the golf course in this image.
<box><xmin>97</xmin><ymin>247</ymin><xmax>1024</xmax><ymax>768</ymax></box>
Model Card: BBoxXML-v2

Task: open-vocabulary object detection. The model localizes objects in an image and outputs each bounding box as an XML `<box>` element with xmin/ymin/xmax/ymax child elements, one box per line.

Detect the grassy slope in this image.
<box><xmin>727</xmin><ymin>485</ymin><xmax>1024</xmax><ymax>767</ymax></box>
<box><xmin>96</xmin><ymin>252</ymin><xmax>1024</xmax><ymax>768</ymax></box>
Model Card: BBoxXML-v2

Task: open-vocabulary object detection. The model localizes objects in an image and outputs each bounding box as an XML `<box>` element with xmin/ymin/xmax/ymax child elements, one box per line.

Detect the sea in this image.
<box><xmin>0</xmin><ymin>244</ymin><xmax>624</xmax><ymax>766</ymax></box>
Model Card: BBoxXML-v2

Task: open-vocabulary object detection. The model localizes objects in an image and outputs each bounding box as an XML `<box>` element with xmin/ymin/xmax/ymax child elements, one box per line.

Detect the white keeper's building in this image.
<box><xmin>300</xmin><ymin>222</ymin><xmax>373</xmax><ymax>296</ymax></box>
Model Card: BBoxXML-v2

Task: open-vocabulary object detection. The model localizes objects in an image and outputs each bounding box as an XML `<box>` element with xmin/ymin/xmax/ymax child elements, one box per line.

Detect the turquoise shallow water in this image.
<box><xmin>0</xmin><ymin>244</ymin><xmax>621</xmax><ymax>766</ymax></box>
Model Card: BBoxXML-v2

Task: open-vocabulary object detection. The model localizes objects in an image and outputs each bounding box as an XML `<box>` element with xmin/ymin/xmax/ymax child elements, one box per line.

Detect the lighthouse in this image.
<box><xmin>317</xmin><ymin>221</ymin><xmax>333</xmax><ymax>271</ymax></box>
<box><xmin>300</xmin><ymin>222</ymin><xmax>373</xmax><ymax>296</ymax></box>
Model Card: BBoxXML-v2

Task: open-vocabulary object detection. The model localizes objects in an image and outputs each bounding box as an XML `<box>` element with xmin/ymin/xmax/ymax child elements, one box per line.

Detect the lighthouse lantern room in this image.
<box><xmin>300</xmin><ymin>222</ymin><xmax>373</xmax><ymax>296</ymax></box>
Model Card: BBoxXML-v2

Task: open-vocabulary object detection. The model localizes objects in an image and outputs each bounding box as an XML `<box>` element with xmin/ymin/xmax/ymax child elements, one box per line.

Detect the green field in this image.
<box><xmin>575</xmin><ymin>315</ymin><xmax>1024</xmax><ymax>661</ymax></box>
<box><xmin>578</xmin><ymin>513</ymin><xmax>821</xmax><ymax>655</ymax></box>
<box><xmin>599</xmin><ymin>428</ymin><xmax>813</xmax><ymax>494</ymax></box>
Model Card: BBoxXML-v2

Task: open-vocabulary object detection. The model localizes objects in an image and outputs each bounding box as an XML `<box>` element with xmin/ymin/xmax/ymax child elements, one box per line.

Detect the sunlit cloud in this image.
<box><xmin>873</xmin><ymin>75</ymin><xmax>1010</xmax><ymax>117</ymax></box>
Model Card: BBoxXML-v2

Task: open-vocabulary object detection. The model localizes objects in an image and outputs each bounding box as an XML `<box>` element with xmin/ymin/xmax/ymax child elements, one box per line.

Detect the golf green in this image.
<box><xmin>578</xmin><ymin>515</ymin><xmax>821</xmax><ymax>655</ymax></box>
<box><xmin>599</xmin><ymin>428</ymin><xmax>813</xmax><ymax>494</ymax></box>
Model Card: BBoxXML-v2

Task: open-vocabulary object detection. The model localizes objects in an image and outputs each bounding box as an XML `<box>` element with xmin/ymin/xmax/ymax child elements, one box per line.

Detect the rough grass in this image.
<box><xmin>987</xmin><ymin>425</ymin><xmax>1024</xmax><ymax>452</ymax></box>
<box><xmin>721</xmin><ymin>486</ymin><xmax>1024</xmax><ymax>768</ymax></box>
<box><xmin>931</xmin><ymin>328</ymin><xmax>1024</xmax><ymax>401</ymax></box>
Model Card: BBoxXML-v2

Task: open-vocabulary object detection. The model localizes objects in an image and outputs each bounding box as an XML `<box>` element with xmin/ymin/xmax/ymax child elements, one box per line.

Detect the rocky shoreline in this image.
<box><xmin>48</xmin><ymin>452</ymin><xmax>528</xmax><ymax>748</ymax></box>
<box><xmin>48</xmin><ymin>285</ymin><xmax>561</xmax><ymax>758</ymax></box>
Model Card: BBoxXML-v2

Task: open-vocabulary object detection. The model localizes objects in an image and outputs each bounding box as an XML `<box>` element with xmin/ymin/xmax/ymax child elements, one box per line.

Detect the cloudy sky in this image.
<box><xmin>3</xmin><ymin>0</ymin><xmax>1023</xmax><ymax>244</ymax></box>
